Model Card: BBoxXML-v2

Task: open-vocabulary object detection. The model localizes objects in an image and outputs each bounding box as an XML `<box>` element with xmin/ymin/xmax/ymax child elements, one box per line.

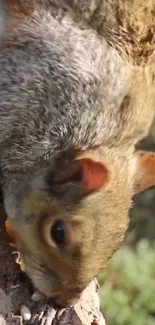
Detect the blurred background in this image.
<box><xmin>99</xmin><ymin>120</ymin><xmax>155</xmax><ymax>325</ymax></box>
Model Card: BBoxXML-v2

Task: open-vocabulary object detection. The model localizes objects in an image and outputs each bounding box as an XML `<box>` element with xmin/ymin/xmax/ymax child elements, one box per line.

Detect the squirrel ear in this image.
<box><xmin>134</xmin><ymin>151</ymin><xmax>155</xmax><ymax>194</ymax></box>
<box><xmin>47</xmin><ymin>158</ymin><xmax>110</xmax><ymax>199</ymax></box>
<box><xmin>72</xmin><ymin>158</ymin><xmax>110</xmax><ymax>195</ymax></box>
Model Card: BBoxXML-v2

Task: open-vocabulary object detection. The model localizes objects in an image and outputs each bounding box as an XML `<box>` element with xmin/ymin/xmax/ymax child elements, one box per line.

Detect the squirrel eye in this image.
<box><xmin>51</xmin><ymin>219</ymin><xmax>66</xmax><ymax>244</ymax></box>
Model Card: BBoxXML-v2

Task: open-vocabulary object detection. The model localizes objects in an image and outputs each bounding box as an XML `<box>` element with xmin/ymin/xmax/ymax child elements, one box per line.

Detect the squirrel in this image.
<box><xmin>0</xmin><ymin>0</ymin><xmax>155</xmax><ymax>307</ymax></box>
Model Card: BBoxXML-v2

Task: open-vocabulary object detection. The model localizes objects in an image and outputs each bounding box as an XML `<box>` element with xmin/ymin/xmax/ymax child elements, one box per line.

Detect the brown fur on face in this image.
<box><xmin>4</xmin><ymin>148</ymin><xmax>154</xmax><ymax>306</ymax></box>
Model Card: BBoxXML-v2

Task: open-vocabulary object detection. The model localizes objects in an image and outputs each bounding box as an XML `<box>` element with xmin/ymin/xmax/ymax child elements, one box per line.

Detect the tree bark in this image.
<box><xmin>0</xmin><ymin>204</ymin><xmax>106</xmax><ymax>325</ymax></box>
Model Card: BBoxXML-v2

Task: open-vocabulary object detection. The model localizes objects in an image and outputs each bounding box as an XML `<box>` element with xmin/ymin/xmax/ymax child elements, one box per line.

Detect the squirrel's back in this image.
<box><xmin>0</xmin><ymin>0</ymin><xmax>154</xmax><ymax>172</ymax></box>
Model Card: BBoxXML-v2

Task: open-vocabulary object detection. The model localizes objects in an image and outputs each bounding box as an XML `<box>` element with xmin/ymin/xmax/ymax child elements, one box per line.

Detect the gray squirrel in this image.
<box><xmin>0</xmin><ymin>0</ymin><xmax>155</xmax><ymax>306</ymax></box>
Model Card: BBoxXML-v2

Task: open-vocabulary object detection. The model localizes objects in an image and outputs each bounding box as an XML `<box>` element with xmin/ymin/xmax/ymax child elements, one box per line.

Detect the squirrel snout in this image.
<box><xmin>24</xmin><ymin>259</ymin><xmax>83</xmax><ymax>307</ymax></box>
<box><xmin>52</xmin><ymin>294</ymin><xmax>79</xmax><ymax>308</ymax></box>
<box><xmin>51</xmin><ymin>284</ymin><xmax>85</xmax><ymax>307</ymax></box>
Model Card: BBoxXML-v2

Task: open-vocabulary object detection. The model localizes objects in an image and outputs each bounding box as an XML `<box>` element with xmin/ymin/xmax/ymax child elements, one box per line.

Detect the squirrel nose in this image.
<box><xmin>53</xmin><ymin>294</ymin><xmax>79</xmax><ymax>308</ymax></box>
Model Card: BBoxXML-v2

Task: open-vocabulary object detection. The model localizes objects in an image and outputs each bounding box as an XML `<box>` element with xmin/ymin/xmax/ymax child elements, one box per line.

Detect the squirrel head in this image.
<box><xmin>6</xmin><ymin>149</ymin><xmax>155</xmax><ymax>307</ymax></box>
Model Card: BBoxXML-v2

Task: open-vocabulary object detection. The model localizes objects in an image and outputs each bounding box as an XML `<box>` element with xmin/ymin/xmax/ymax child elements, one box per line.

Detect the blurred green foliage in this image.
<box><xmin>99</xmin><ymin>240</ymin><xmax>155</xmax><ymax>325</ymax></box>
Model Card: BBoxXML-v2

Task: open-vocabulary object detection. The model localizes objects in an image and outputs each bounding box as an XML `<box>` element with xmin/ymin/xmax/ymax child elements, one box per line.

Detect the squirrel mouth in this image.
<box><xmin>52</xmin><ymin>293</ymin><xmax>80</xmax><ymax>308</ymax></box>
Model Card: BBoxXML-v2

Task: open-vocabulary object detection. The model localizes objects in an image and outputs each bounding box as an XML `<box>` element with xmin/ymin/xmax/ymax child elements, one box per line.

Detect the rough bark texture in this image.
<box><xmin>0</xmin><ymin>204</ymin><xmax>106</xmax><ymax>325</ymax></box>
